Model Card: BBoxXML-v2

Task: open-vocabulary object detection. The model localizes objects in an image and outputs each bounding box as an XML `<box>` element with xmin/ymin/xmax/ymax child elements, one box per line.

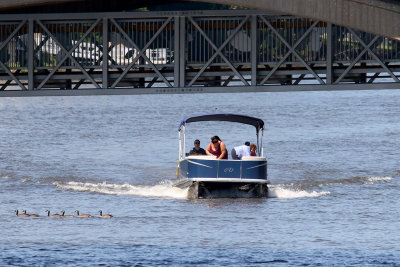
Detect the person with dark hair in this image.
<box><xmin>206</xmin><ymin>136</ymin><xmax>228</xmax><ymax>159</ymax></box>
<box><xmin>250</xmin><ymin>144</ymin><xmax>257</xmax><ymax>156</ymax></box>
<box><xmin>231</xmin><ymin>141</ymin><xmax>251</xmax><ymax>160</ymax></box>
<box><xmin>189</xmin><ymin>139</ymin><xmax>207</xmax><ymax>155</ymax></box>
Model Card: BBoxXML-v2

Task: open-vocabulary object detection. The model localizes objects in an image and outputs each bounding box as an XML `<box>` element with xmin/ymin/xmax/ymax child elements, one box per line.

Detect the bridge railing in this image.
<box><xmin>0</xmin><ymin>10</ymin><xmax>399</xmax><ymax>92</ymax></box>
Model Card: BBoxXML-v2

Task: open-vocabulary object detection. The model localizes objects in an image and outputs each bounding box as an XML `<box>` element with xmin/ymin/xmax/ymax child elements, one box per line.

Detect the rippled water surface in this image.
<box><xmin>1</xmin><ymin>90</ymin><xmax>399</xmax><ymax>266</ymax></box>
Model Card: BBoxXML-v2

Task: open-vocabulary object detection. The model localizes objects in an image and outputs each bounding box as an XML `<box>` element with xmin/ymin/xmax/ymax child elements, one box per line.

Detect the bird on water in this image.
<box><xmin>99</xmin><ymin>210</ymin><xmax>113</xmax><ymax>218</ymax></box>
<box><xmin>23</xmin><ymin>210</ymin><xmax>39</xmax><ymax>217</ymax></box>
<box><xmin>75</xmin><ymin>210</ymin><xmax>92</xmax><ymax>218</ymax></box>
<box><xmin>60</xmin><ymin>210</ymin><xmax>74</xmax><ymax>218</ymax></box>
<box><xmin>45</xmin><ymin>210</ymin><xmax>62</xmax><ymax>217</ymax></box>
<box><xmin>15</xmin><ymin>210</ymin><xmax>30</xmax><ymax>217</ymax></box>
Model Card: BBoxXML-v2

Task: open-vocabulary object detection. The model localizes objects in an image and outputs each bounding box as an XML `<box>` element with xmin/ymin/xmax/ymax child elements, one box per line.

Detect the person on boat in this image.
<box><xmin>189</xmin><ymin>139</ymin><xmax>207</xmax><ymax>155</ymax></box>
<box><xmin>205</xmin><ymin>136</ymin><xmax>228</xmax><ymax>159</ymax></box>
<box><xmin>231</xmin><ymin>142</ymin><xmax>251</xmax><ymax>160</ymax></box>
<box><xmin>250</xmin><ymin>144</ymin><xmax>257</xmax><ymax>156</ymax></box>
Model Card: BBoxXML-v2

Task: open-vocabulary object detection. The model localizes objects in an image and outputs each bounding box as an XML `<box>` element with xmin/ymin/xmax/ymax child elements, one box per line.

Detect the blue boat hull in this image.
<box><xmin>176</xmin><ymin>156</ymin><xmax>268</xmax><ymax>198</ymax></box>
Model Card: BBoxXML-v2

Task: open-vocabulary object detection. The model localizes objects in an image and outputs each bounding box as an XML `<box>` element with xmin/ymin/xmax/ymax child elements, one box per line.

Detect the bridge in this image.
<box><xmin>1</xmin><ymin>0</ymin><xmax>399</xmax><ymax>40</ymax></box>
<box><xmin>0</xmin><ymin>1</ymin><xmax>399</xmax><ymax>96</ymax></box>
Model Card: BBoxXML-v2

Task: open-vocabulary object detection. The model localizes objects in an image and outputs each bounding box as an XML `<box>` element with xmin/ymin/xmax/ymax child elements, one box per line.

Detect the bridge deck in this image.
<box><xmin>0</xmin><ymin>10</ymin><xmax>399</xmax><ymax>96</ymax></box>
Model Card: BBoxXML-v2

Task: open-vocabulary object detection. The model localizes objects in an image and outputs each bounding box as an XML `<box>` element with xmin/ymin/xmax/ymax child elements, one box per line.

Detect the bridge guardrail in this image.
<box><xmin>0</xmin><ymin>10</ymin><xmax>399</xmax><ymax>92</ymax></box>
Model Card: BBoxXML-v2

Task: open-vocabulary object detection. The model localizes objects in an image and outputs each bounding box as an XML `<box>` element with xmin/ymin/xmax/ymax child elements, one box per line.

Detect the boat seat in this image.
<box><xmin>186</xmin><ymin>155</ymin><xmax>217</xmax><ymax>159</ymax></box>
<box><xmin>241</xmin><ymin>156</ymin><xmax>265</xmax><ymax>161</ymax></box>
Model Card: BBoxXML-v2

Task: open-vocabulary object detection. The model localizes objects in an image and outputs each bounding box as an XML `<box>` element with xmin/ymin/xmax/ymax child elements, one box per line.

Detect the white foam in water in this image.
<box><xmin>53</xmin><ymin>181</ymin><xmax>188</xmax><ymax>199</ymax></box>
<box><xmin>364</xmin><ymin>176</ymin><xmax>392</xmax><ymax>184</ymax></box>
<box><xmin>54</xmin><ymin>181</ymin><xmax>332</xmax><ymax>200</ymax></box>
<box><xmin>268</xmin><ymin>185</ymin><xmax>330</xmax><ymax>199</ymax></box>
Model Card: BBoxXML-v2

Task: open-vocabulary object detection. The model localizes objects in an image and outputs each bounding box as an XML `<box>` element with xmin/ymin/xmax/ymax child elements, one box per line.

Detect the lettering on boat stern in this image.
<box><xmin>224</xmin><ymin>168</ymin><xmax>234</xmax><ymax>173</ymax></box>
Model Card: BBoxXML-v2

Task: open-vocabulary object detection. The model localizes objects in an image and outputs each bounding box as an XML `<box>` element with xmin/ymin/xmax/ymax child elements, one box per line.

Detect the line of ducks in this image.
<box><xmin>15</xmin><ymin>209</ymin><xmax>113</xmax><ymax>218</ymax></box>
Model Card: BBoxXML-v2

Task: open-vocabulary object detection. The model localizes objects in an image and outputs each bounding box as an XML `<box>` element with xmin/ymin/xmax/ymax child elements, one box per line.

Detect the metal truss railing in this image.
<box><xmin>0</xmin><ymin>10</ymin><xmax>399</xmax><ymax>92</ymax></box>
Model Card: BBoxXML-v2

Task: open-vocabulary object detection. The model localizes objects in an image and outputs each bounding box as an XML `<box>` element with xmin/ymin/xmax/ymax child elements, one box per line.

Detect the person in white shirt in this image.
<box><xmin>231</xmin><ymin>142</ymin><xmax>251</xmax><ymax>160</ymax></box>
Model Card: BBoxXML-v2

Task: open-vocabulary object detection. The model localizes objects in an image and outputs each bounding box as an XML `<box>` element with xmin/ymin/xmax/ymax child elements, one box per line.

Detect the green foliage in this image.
<box><xmin>135</xmin><ymin>7</ymin><xmax>149</xmax><ymax>12</ymax></box>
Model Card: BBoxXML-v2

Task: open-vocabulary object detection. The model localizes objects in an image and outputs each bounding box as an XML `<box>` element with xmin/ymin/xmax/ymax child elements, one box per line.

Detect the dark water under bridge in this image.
<box><xmin>0</xmin><ymin>10</ymin><xmax>400</xmax><ymax>97</ymax></box>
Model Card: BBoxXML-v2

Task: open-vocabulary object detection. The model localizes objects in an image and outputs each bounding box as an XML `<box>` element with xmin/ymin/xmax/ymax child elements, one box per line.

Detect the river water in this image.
<box><xmin>1</xmin><ymin>89</ymin><xmax>399</xmax><ymax>266</ymax></box>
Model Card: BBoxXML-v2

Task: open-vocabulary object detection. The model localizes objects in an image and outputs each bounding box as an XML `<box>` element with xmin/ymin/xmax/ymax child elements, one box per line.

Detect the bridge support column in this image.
<box><xmin>178</xmin><ymin>16</ymin><xmax>186</xmax><ymax>88</ymax></box>
<box><xmin>28</xmin><ymin>19</ymin><xmax>34</xmax><ymax>90</ymax></box>
<box><xmin>251</xmin><ymin>15</ymin><xmax>257</xmax><ymax>86</ymax></box>
<box><xmin>102</xmin><ymin>17</ymin><xmax>108</xmax><ymax>89</ymax></box>
<box><xmin>174</xmin><ymin>16</ymin><xmax>180</xmax><ymax>88</ymax></box>
<box><xmin>326</xmin><ymin>23</ymin><xmax>333</xmax><ymax>84</ymax></box>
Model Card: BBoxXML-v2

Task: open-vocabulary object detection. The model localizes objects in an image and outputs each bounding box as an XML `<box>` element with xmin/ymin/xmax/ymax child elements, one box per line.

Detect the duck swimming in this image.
<box><xmin>15</xmin><ymin>210</ymin><xmax>30</xmax><ymax>217</ymax></box>
<box><xmin>75</xmin><ymin>210</ymin><xmax>92</xmax><ymax>218</ymax></box>
<box><xmin>99</xmin><ymin>210</ymin><xmax>113</xmax><ymax>218</ymax></box>
<box><xmin>45</xmin><ymin>210</ymin><xmax>61</xmax><ymax>217</ymax></box>
<box><xmin>23</xmin><ymin>210</ymin><xmax>39</xmax><ymax>217</ymax></box>
<box><xmin>60</xmin><ymin>210</ymin><xmax>74</xmax><ymax>218</ymax></box>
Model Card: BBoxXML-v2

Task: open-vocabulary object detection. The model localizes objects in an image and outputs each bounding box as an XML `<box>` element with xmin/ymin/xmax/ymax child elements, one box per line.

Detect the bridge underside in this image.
<box><xmin>194</xmin><ymin>0</ymin><xmax>400</xmax><ymax>41</ymax></box>
<box><xmin>1</xmin><ymin>0</ymin><xmax>399</xmax><ymax>40</ymax></box>
<box><xmin>0</xmin><ymin>0</ymin><xmax>182</xmax><ymax>14</ymax></box>
<box><xmin>0</xmin><ymin>10</ymin><xmax>400</xmax><ymax>97</ymax></box>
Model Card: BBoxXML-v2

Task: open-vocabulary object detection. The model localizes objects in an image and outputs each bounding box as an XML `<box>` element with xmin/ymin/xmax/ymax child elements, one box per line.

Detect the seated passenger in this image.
<box><xmin>189</xmin><ymin>139</ymin><xmax>207</xmax><ymax>155</ymax></box>
<box><xmin>250</xmin><ymin>144</ymin><xmax>257</xmax><ymax>156</ymax></box>
<box><xmin>231</xmin><ymin>142</ymin><xmax>251</xmax><ymax>160</ymax></box>
<box><xmin>205</xmin><ymin>136</ymin><xmax>228</xmax><ymax>159</ymax></box>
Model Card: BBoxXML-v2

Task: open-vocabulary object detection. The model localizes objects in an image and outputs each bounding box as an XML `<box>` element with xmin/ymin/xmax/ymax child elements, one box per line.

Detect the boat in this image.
<box><xmin>175</xmin><ymin>113</ymin><xmax>268</xmax><ymax>199</ymax></box>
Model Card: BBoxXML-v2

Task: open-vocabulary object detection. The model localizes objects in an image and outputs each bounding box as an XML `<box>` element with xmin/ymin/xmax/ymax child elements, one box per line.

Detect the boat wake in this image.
<box><xmin>268</xmin><ymin>176</ymin><xmax>392</xmax><ymax>199</ymax></box>
<box><xmin>360</xmin><ymin>176</ymin><xmax>392</xmax><ymax>184</ymax></box>
<box><xmin>53</xmin><ymin>176</ymin><xmax>391</xmax><ymax>200</ymax></box>
<box><xmin>53</xmin><ymin>180</ymin><xmax>189</xmax><ymax>199</ymax></box>
<box><xmin>268</xmin><ymin>185</ymin><xmax>330</xmax><ymax>199</ymax></box>
<box><xmin>321</xmin><ymin>176</ymin><xmax>392</xmax><ymax>186</ymax></box>
<box><xmin>54</xmin><ymin>180</ymin><xmax>325</xmax><ymax>200</ymax></box>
